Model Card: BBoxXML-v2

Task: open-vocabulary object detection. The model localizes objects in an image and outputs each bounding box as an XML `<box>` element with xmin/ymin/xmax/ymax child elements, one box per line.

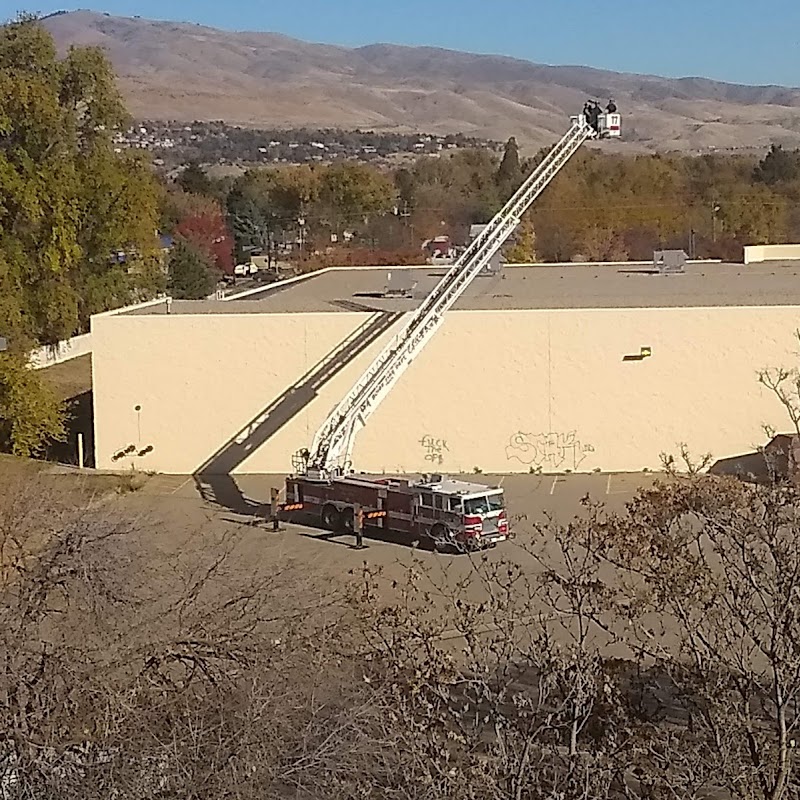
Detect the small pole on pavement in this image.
<box><xmin>355</xmin><ymin>503</ymin><xmax>364</xmax><ymax>549</ymax></box>
<box><xmin>270</xmin><ymin>487</ymin><xmax>280</xmax><ymax>532</ymax></box>
<box><xmin>77</xmin><ymin>433</ymin><xmax>85</xmax><ymax>470</ymax></box>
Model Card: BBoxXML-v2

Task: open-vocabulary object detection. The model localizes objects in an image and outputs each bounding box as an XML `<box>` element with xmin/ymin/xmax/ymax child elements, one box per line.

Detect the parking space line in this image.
<box><xmin>550</xmin><ymin>476</ymin><xmax>558</xmax><ymax>495</ymax></box>
<box><xmin>171</xmin><ymin>477</ymin><xmax>193</xmax><ymax>495</ymax></box>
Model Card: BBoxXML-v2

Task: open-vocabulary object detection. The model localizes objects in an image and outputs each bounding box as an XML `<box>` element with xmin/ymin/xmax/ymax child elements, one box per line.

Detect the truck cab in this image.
<box><xmin>411</xmin><ymin>474</ymin><xmax>510</xmax><ymax>550</ymax></box>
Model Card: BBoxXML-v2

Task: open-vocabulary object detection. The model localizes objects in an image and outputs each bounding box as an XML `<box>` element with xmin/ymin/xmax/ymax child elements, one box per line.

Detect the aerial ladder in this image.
<box><xmin>296</xmin><ymin>108</ymin><xmax>621</xmax><ymax>480</ymax></box>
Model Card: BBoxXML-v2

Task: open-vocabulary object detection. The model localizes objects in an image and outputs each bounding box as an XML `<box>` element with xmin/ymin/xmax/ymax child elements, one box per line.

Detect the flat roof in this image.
<box><xmin>125</xmin><ymin>262</ymin><xmax>800</xmax><ymax>316</ymax></box>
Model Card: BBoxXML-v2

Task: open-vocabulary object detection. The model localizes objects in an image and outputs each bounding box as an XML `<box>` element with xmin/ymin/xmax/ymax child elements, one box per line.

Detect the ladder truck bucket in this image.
<box><xmin>600</xmin><ymin>113</ymin><xmax>622</xmax><ymax>138</ymax></box>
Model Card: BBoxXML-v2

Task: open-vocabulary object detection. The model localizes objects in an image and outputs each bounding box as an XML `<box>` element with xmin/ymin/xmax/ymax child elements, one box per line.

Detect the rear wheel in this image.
<box><xmin>430</xmin><ymin>524</ymin><xmax>453</xmax><ymax>553</ymax></box>
<box><xmin>320</xmin><ymin>504</ymin><xmax>340</xmax><ymax>531</ymax></box>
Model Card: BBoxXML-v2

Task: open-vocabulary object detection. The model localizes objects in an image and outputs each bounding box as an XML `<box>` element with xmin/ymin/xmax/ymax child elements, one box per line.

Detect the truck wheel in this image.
<box><xmin>321</xmin><ymin>504</ymin><xmax>340</xmax><ymax>531</ymax></box>
<box><xmin>430</xmin><ymin>524</ymin><xmax>452</xmax><ymax>553</ymax></box>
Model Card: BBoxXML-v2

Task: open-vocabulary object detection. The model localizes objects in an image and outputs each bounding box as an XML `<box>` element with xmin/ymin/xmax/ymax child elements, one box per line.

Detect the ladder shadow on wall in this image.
<box><xmin>193</xmin><ymin>308</ymin><xmax>403</xmax><ymax>517</ymax></box>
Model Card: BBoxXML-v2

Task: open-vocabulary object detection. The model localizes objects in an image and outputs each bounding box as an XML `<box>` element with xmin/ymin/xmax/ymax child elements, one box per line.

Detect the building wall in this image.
<box><xmin>744</xmin><ymin>244</ymin><xmax>800</xmax><ymax>264</ymax></box>
<box><xmin>92</xmin><ymin>307</ymin><xmax>800</xmax><ymax>475</ymax></box>
<box><xmin>30</xmin><ymin>333</ymin><xmax>92</xmax><ymax>369</ymax></box>
<box><xmin>91</xmin><ymin>311</ymin><xmax>383</xmax><ymax>474</ymax></box>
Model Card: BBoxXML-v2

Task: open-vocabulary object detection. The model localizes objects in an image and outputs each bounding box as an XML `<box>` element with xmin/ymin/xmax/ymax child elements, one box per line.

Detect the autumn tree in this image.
<box><xmin>174</xmin><ymin>202</ymin><xmax>234</xmax><ymax>276</ymax></box>
<box><xmin>598</xmin><ymin>475</ymin><xmax>800</xmax><ymax>799</ymax></box>
<box><xmin>317</xmin><ymin>162</ymin><xmax>395</xmax><ymax>237</ymax></box>
<box><xmin>160</xmin><ymin>186</ymin><xmax>220</xmax><ymax>233</ymax></box>
<box><xmin>0</xmin><ymin>467</ymin><xmax>377</xmax><ymax>800</ymax></box>
<box><xmin>503</xmin><ymin>211</ymin><xmax>537</xmax><ymax>262</ymax></box>
<box><xmin>717</xmin><ymin>183</ymin><xmax>789</xmax><ymax>244</ymax></box>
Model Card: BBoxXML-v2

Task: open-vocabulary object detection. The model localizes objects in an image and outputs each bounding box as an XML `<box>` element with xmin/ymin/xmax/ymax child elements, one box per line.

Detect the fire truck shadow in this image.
<box><xmin>289</xmin><ymin>511</ymin><xmax>437</xmax><ymax>552</ymax></box>
<box><xmin>192</xmin><ymin>310</ymin><xmax>403</xmax><ymax>518</ymax></box>
<box><xmin>299</xmin><ymin>530</ymin><xmax>439</xmax><ymax>553</ymax></box>
<box><xmin>293</xmin><ymin>516</ymin><xmax>460</xmax><ymax>554</ymax></box>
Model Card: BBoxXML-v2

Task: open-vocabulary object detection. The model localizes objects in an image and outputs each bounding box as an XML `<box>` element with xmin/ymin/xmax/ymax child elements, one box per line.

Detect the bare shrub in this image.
<box><xmin>5</xmin><ymin>467</ymin><xmax>800</xmax><ymax>798</ymax></box>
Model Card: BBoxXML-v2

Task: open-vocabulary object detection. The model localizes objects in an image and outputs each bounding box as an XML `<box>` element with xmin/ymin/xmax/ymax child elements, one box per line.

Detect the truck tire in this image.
<box><xmin>321</xmin><ymin>504</ymin><xmax>340</xmax><ymax>531</ymax></box>
<box><xmin>430</xmin><ymin>524</ymin><xmax>453</xmax><ymax>553</ymax></box>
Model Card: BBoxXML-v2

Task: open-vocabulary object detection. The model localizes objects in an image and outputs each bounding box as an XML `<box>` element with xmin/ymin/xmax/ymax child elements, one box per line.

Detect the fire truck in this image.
<box><xmin>280</xmin><ymin>107</ymin><xmax>621</xmax><ymax>548</ymax></box>
<box><xmin>286</xmin><ymin>472</ymin><xmax>510</xmax><ymax>551</ymax></box>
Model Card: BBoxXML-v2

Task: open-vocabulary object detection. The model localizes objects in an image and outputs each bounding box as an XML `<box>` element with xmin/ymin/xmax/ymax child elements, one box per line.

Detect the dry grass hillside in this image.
<box><xmin>42</xmin><ymin>10</ymin><xmax>800</xmax><ymax>153</ymax></box>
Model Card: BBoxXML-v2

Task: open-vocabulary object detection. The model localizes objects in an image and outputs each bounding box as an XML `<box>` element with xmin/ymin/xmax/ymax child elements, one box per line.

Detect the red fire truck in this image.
<box><xmin>284</xmin><ymin>473</ymin><xmax>511</xmax><ymax>551</ymax></box>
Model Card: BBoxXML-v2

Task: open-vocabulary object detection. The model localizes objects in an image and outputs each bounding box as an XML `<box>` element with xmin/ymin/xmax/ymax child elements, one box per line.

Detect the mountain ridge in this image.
<box><xmin>40</xmin><ymin>10</ymin><xmax>800</xmax><ymax>153</ymax></box>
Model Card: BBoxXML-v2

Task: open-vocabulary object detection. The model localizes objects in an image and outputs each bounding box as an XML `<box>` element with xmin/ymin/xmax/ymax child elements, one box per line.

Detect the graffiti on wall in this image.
<box><xmin>420</xmin><ymin>435</ymin><xmax>450</xmax><ymax>465</ymax></box>
<box><xmin>506</xmin><ymin>431</ymin><xmax>595</xmax><ymax>471</ymax></box>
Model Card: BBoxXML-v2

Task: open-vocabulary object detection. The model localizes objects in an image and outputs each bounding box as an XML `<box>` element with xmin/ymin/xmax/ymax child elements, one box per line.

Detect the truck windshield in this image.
<box><xmin>463</xmin><ymin>494</ymin><xmax>504</xmax><ymax>515</ymax></box>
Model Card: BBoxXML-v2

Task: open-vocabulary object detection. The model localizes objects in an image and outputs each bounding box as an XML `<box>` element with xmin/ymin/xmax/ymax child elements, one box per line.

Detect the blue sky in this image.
<box><xmin>9</xmin><ymin>0</ymin><xmax>800</xmax><ymax>86</ymax></box>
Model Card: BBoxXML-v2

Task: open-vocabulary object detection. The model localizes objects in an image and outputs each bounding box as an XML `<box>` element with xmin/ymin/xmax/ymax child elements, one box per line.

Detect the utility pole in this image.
<box><xmin>711</xmin><ymin>203</ymin><xmax>721</xmax><ymax>243</ymax></box>
<box><xmin>395</xmin><ymin>201</ymin><xmax>412</xmax><ymax>248</ymax></box>
<box><xmin>298</xmin><ymin>216</ymin><xmax>306</xmax><ymax>259</ymax></box>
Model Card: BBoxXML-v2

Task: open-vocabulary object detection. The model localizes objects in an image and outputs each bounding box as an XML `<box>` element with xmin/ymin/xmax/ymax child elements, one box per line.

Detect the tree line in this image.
<box><xmin>167</xmin><ymin>134</ymin><xmax>800</xmax><ymax>288</ymax></box>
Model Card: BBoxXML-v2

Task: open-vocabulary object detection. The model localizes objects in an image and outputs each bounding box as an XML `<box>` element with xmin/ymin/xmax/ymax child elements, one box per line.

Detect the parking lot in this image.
<box><xmin>116</xmin><ymin>469</ymin><xmax>666</xmax><ymax>640</ymax></box>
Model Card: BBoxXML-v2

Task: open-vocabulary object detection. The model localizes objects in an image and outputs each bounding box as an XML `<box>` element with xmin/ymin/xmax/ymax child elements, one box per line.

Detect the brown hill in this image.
<box><xmin>42</xmin><ymin>10</ymin><xmax>800</xmax><ymax>153</ymax></box>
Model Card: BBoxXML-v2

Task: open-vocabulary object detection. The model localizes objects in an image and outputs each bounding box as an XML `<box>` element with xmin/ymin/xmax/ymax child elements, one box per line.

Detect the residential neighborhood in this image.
<box><xmin>114</xmin><ymin>120</ymin><xmax>500</xmax><ymax>168</ymax></box>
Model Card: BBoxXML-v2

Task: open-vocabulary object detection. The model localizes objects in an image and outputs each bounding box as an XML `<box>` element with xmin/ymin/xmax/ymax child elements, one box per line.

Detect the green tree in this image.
<box><xmin>754</xmin><ymin>144</ymin><xmax>799</xmax><ymax>186</ymax></box>
<box><xmin>496</xmin><ymin>136</ymin><xmax>523</xmax><ymax>198</ymax></box>
<box><xmin>0</xmin><ymin>14</ymin><xmax>163</xmax><ymax>343</ymax></box>
<box><xmin>409</xmin><ymin>148</ymin><xmax>499</xmax><ymax>242</ymax></box>
<box><xmin>176</xmin><ymin>161</ymin><xmax>213</xmax><ymax>196</ymax></box>
<box><xmin>226</xmin><ymin>185</ymin><xmax>273</xmax><ymax>263</ymax></box>
<box><xmin>0</xmin><ymin>351</ymin><xmax>65</xmax><ymax>457</ymax></box>
<box><xmin>0</xmin><ymin>14</ymin><xmax>165</xmax><ymax>455</ymax></box>
<box><xmin>167</xmin><ymin>240</ymin><xmax>217</xmax><ymax>300</ymax></box>
<box><xmin>229</xmin><ymin>166</ymin><xmax>320</xmax><ymax>255</ymax></box>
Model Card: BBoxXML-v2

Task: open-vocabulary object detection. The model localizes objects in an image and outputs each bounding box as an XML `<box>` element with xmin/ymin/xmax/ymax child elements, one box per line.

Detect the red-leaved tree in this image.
<box><xmin>174</xmin><ymin>203</ymin><xmax>235</xmax><ymax>276</ymax></box>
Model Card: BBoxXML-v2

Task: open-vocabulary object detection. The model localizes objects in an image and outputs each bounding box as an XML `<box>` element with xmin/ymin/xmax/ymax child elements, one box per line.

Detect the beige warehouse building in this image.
<box><xmin>92</xmin><ymin>262</ymin><xmax>800</xmax><ymax>477</ymax></box>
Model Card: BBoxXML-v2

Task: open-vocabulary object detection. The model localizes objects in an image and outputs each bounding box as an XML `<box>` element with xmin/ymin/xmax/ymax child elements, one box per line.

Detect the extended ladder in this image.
<box><xmin>304</xmin><ymin>114</ymin><xmax>606</xmax><ymax>476</ymax></box>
